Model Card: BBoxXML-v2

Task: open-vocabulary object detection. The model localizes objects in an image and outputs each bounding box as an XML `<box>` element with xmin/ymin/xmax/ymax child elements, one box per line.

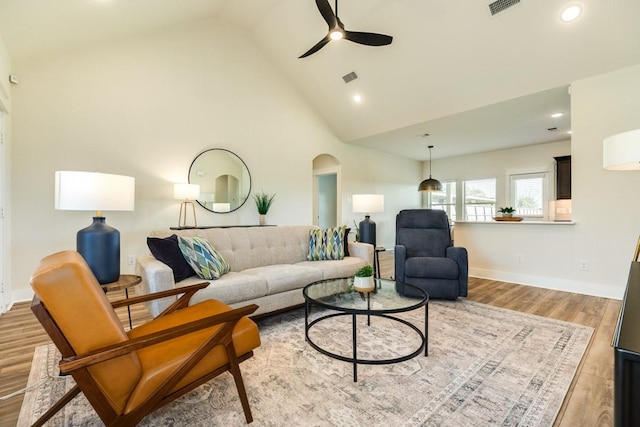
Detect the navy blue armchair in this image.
<box><xmin>395</xmin><ymin>209</ymin><xmax>468</xmax><ymax>299</ymax></box>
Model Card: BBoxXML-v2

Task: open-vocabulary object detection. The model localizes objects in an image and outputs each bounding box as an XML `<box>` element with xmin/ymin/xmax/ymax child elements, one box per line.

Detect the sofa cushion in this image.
<box><xmin>147</xmin><ymin>235</ymin><xmax>195</xmax><ymax>282</ymax></box>
<box><xmin>185</xmin><ymin>273</ymin><xmax>268</xmax><ymax>306</ymax></box>
<box><xmin>242</xmin><ymin>264</ymin><xmax>323</xmax><ymax>294</ymax></box>
<box><xmin>405</xmin><ymin>257</ymin><xmax>459</xmax><ymax>280</ymax></box>
<box><xmin>307</xmin><ymin>226</ymin><xmax>346</xmax><ymax>261</ymax></box>
<box><xmin>178</xmin><ymin>236</ymin><xmax>230</xmax><ymax>280</ymax></box>
<box><xmin>297</xmin><ymin>257</ymin><xmax>366</xmax><ymax>280</ymax></box>
<box><xmin>150</xmin><ymin>226</ymin><xmax>314</xmax><ymax>271</ymax></box>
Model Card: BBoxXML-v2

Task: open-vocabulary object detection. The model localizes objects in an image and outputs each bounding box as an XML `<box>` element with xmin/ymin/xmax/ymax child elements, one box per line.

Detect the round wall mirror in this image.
<box><xmin>188</xmin><ymin>148</ymin><xmax>251</xmax><ymax>213</ymax></box>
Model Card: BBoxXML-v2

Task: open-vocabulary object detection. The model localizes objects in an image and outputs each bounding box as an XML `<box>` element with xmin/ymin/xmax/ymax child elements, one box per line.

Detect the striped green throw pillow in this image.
<box><xmin>178</xmin><ymin>236</ymin><xmax>230</xmax><ymax>280</ymax></box>
<box><xmin>307</xmin><ymin>225</ymin><xmax>346</xmax><ymax>261</ymax></box>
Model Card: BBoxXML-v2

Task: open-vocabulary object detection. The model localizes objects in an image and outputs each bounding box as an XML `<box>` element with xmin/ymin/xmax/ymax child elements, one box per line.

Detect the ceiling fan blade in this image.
<box><xmin>344</xmin><ymin>31</ymin><xmax>393</xmax><ymax>46</ymax></box>
<box><xmin>315</xmin><ymin>0</ymin><xmax>337</xmax><ymax>28</ymax></box>
<box><xmin>299</xmin><ymin>36</ymin><xmax>331</xmax><ymax>58</ymax></box>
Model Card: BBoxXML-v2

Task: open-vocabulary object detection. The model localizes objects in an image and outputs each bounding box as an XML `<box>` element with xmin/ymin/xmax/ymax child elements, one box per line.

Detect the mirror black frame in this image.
<box><xmin>188</xmin><ymin>148</ymin><xmax>252</xmax><ymax>213</ymax></box>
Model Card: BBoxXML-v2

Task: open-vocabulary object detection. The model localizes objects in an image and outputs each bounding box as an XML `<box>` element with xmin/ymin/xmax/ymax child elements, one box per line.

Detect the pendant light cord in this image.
<box><xmin>428</xmin><ymin>145</ymin><xmax>434</xmax><ymax>178</ymax></box>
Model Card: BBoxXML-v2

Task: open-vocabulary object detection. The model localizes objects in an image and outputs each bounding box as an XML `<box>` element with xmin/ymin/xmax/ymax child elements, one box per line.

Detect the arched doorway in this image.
<box><xmin>312</xmin><ymin>154</ymin><xmax>341</xmax><ymax>228</ymax></box>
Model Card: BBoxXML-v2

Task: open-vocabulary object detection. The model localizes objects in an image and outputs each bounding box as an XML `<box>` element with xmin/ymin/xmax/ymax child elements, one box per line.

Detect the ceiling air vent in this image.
<box><xmin>488</xmin><ymin>0</ymin><xmax>521</xmax><ymax>16</ymax></box>
<box><xmin>342</xmin><ymin>71</ymin><xmax>358</xmax><ymax>84</ymax></box>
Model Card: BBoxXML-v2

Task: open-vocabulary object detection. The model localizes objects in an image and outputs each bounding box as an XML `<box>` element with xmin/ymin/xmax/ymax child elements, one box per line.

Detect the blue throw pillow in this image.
<box><xmin>147</xmin><ymin>234</ymin><xmax>195</xmax><ymax>282</ymax></box>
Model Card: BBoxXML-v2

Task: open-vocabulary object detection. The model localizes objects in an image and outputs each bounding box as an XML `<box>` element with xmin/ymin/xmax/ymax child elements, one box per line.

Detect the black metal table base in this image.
<box><xmin>305</xmin><ymin>301</ymin><xmax>428</xmax><ymax>382</ymax></box>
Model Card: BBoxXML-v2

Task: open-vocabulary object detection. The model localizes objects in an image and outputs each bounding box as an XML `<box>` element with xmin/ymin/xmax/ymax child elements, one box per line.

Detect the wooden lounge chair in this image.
<box><xmin>29</xmin><ymin>250</ymin><xmax>260</xmax><ymax>426</ymax></box>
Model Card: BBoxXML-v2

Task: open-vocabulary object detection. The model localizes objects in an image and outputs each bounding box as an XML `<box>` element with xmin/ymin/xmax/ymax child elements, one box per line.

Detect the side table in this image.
<box><xmin>101</xmin><ymin>274</ymin><xmax>142</xmax><ymax>329</ymax></box>
<box><xmin>373</xmin><ymin>246</ymin><xmax>386</xmax><ymax>279</ymax></box>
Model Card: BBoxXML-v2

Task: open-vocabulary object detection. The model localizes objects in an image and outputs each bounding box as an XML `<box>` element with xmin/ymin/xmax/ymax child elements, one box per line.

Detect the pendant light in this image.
<box><xmin>418</xmin><ymin>145</ymin><xmax>442</xmax><ymax>192</ymax></box>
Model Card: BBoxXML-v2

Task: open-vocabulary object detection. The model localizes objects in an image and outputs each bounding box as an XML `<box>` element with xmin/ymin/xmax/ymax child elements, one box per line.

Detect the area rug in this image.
<box><xmin>18</xmin><ymin>300</ymin><xmax>593</xmax><ymax>427</ymax></box>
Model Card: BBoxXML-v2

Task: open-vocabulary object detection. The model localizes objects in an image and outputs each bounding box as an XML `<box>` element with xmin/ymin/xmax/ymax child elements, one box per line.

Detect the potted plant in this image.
<box><xmin>498</xmin><ymin>207</ymin><xmax>516</xmax><ymax>218</ymax></box>
<box><xmin>352</xmin><ymin>220</ymin><xmax>360</xmax><ymax>242</ymax></box>
<box><xmin>353</xmin><ymin>264</ymin><xmax>374</xmax><ymax>292</ymax></box>
<box><xmin>253</xmin><ymin>191</ymin><xmax>275</xmax><ymax>225</ymax></box>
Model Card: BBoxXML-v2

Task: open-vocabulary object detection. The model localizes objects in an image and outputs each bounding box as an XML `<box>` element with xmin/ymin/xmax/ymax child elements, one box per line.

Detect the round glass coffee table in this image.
<box><xmin>303</xmin><ymin>277</ymin><xmax>428</xmax><ymax>382</ymax></box>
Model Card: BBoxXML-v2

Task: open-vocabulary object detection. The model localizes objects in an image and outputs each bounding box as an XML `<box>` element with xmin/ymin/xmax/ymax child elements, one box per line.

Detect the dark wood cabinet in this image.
<box><xmin>554</xmin><ymin>155</ymin><xmax>571</xmax><ymax>199</ymax></box>
<box><xmin>613</xmin><ymin>261</ymin><xmax>640</xmax><ymax>427</ymax></box>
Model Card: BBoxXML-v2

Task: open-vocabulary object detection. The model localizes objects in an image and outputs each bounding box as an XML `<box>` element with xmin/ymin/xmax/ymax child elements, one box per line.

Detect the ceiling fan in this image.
<box><xmin>299</xmin><ymin>0</ymin><xmax>393</xmax><ymax>59</ymax></box>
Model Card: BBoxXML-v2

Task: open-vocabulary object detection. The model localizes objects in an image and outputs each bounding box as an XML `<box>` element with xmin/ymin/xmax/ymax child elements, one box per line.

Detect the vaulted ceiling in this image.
<box><xmin>1</xmin><ymin>0</ymin><xmax>639</xmax><ymax>160</ymax></box>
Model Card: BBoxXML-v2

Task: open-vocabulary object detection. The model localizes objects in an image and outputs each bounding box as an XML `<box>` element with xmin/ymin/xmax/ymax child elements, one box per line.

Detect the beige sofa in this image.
<box><xmin>136</xmin><ymin>225</ymin><xmax>373</xmax><ymax>317</ymax></box>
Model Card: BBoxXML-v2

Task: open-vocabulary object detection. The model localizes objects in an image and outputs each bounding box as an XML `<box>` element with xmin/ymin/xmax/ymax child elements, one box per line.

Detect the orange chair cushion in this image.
<box><xmin>124</xmin><ymin>299</ymin><xmax>261</xmax><ymax>413</ymax></box>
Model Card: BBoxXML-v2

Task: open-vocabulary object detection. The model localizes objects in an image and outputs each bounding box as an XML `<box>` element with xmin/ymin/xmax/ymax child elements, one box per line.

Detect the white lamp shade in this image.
<box><xmin>603</xmin><ymin>129</ymin><xmax>640</xmax><ymax>170</ymax></box>
<box><xmin>174</xmin><ymin>183</ymin><xmax>200</xmax><ymax>200</ymax></box>
<box><xmin>212</xmin><ymin>203</ymin><xmax>231</xmax><ymax>212</ymax></box>
<box><xmin>55</xmin><ymin>171</ymin><xmax>135</xmax><ymax>211</ymax></box>
<box><xmin>352</xmin><ymin>194</ymin><xmax>384</xmax><ymax>214</ymax></box>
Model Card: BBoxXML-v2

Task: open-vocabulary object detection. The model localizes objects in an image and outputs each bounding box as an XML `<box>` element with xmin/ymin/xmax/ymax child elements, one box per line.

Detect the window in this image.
<box><xmin>509</xmin><ymin>172</ymin><xmax>548</xmax><ymax>219</ymax></box>
<box><xmin>464</xmin><ymin>178</ymin><xmax>496</xmax><ymax>221</ymax></box>
<box><xmin>429</xmin><ymin>181</ymin><xmax>456</xmax><ymax>221</ymax></box>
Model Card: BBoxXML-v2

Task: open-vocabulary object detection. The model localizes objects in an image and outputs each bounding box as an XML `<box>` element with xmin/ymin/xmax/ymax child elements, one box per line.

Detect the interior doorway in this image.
<box><xmin>317</xmin><ymin>174</ymin><xmax>337</xmax><ymax>228</ymax></box>
<box><xmin>312</xmin><ymin>154</ymin><xmax>342</xmax><ymax>229</ymax></box>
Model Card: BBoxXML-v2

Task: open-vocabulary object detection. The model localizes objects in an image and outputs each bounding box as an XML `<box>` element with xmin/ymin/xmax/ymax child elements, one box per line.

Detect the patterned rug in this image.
<box><xmin>18</xmin><ymin>300</ymin><xmax>593</xmax><ymax>426</ymax></box>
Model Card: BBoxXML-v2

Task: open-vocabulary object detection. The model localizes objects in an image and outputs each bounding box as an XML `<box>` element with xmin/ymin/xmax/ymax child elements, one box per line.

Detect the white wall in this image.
<box><xmin>0</xmin><ymin>34</ymin><xmax>11</xmax><ymax>313</ymax></box>
<box><xmin>449</xmin><ymin>65</ymin><xmax>640</xmax><ymax>299</ymax></box>
<box><xmin>570</xmin><ymin>64</ymin><xmax>640</xmax><ymax>296</ymax></box>
<box><xmin>8</xmin><ymin>18</ymin><xmax>421</xmax><ymax>302</ymax></box>
<box><xmin>427</xmin><ymin>140</ymin><xmax>571</xmax><ymax>209</ymax></box>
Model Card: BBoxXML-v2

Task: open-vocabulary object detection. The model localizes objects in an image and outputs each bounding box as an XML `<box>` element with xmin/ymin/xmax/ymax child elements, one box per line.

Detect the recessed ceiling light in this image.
<box><xmin>567</xmin><ymin>130</ymin><xmax>572</xmax><ymax>134</ymax></box>
<box><xmin>561</xmin><ymin>5</ymin><xmax>582</xmax><ymax>22</ymax></box>
<box><xmin>353</xmin><ymin>94</ymin><xmax>363</xmax><ymax>103</ymax></box>
<box><xmin>551</xmin><ymin>112</ymin><xmax>564</xmax><ymax>118</ymax></box>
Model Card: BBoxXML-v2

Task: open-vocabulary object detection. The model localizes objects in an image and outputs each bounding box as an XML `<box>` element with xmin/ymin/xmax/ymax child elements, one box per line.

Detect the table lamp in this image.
<box><xmin>55</xmin><ymin>171</ymin><xmax>135</xmax><ymax>284</ymax></box>
<box><xmin>174</xmin><ymin>183</ymin><xmax>200</xmax><ymax>228</ymax></box>
<box><xmin>212</xmin><ymin>202</ymin><xmax>231</xmax><ymax>212</ymax></box>
<box><xmin>352</xmin><ymin>194</ymin><xmax>384</xmax><ymax>247</ymax></box>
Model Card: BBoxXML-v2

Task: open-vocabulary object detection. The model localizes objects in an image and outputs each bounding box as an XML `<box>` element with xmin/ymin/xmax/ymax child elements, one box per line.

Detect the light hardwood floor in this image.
<box><xmin>0</xmin><ymin>252</ymin><xmax>620</xmax><ymax>427</ymax></box>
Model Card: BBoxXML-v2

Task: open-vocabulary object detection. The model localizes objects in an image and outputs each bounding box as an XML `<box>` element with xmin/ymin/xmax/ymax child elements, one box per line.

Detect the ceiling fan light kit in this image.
<box><xmin>299</xmin><ymin>0</ymin><xmax>393</xmax><ymax>58</ymax></box>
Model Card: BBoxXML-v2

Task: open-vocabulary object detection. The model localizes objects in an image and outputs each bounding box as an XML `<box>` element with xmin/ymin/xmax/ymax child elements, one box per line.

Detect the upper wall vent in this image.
<box><xmin>342</xmin><ymin>71</ymin><xmax>358</xmax><ymax>84</ymax></box>
<box><xmin>488</xmin><ymin>0</ymin><xmax>521</xmax><ymax>16</ymax></box>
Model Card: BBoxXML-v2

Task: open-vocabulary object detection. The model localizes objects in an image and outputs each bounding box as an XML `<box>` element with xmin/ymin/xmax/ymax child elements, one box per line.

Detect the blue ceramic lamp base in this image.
<box><xmin>77</xmin><ymin>216</ymin><xmax>120</xmax><ymax>284</ymax></box>
<box><xmin>359</xmin><ymin>215</ymin><xmax>377</xmax><ymax>247</ymax></box>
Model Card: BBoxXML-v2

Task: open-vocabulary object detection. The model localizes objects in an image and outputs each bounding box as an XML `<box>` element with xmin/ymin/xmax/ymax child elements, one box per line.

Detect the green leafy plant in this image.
<box><xmin>253</xmin><ymin>191</ymin><xmax>276</xmax><ymax>215</ymax></box>
<box><xmin>355</xmin><ymin>265</ymin><xmax>373</xmax><ymax>277</ymax></box>
<box><xmin>498</xmin><ymin>207</ymin><xmax>515</xmax><ymax>214</ymax></box>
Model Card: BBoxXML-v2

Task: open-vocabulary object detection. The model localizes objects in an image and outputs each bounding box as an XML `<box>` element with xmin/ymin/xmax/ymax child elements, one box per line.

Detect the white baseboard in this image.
<box><xmin>12</xmin><ymin>288</ymin><xmax>34</xmax><ymax>304</ymax></box>
<box><xmin>470</xmin><ymin>268</ymin><xmax>624</xmax><ymax>300</ymax></box>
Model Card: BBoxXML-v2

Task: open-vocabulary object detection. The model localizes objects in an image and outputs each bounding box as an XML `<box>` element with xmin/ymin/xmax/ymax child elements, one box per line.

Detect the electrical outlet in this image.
<box><xmin>515</xmin><ymin>254</ymin><xmax>523</xmax><ymax>264</ymax></box>
<box><xmin>579</xmin><ymin>259</ymin><xmax>589</xmax><ymax>271</ymax></box>
<box><xmin>128</xmin><ymin>255</ymin><xmax>136</xmax><ymax>266</ymax></box>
